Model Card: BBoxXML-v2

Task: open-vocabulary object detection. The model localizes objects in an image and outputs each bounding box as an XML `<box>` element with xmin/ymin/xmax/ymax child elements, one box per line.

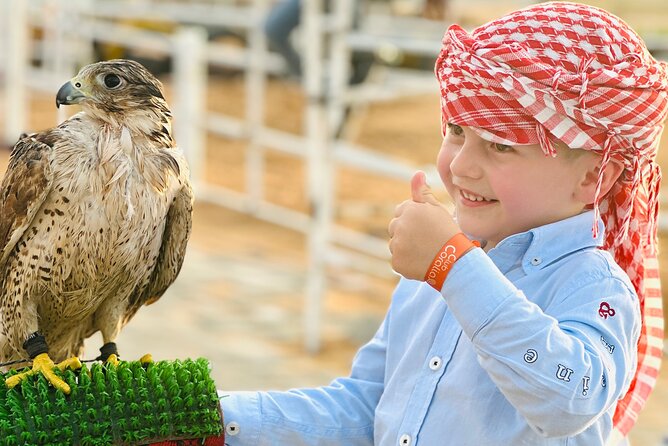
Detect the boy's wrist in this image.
<box><xmin>424</xmin><ymin>233</ymin><xmax>480</xmax><ymax>291</ymax></box>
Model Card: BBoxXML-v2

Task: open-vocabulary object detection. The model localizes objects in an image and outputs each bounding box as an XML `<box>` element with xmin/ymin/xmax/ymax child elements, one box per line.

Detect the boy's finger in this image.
<box><xmin>388</xmin><ymin>217</ymin><xmax>398</xmax><ymax>238</ymax></box>
<box><xmin>411</xmin><ymin>171</ymin><xmax>440</xmax><ymax>205</ymax></box>
<box><xmin>394</xmin><ymin>200</ymin><xmax>411</xmax><ymax>217</ymax></box>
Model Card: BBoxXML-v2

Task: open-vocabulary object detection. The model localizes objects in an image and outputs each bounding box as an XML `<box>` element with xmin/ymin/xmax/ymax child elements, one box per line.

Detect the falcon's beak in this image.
<box><xmin>56</xmin><ymin>81</ymin><xmax>86</xmax><ymax>108</ymax></box>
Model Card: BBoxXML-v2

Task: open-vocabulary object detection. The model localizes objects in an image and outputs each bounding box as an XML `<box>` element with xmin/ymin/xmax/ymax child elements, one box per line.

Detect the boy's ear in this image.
<box><xmin>575</xmin><ymin>155</ymin><xmax>624</xmax><ymax>205</ymax></box>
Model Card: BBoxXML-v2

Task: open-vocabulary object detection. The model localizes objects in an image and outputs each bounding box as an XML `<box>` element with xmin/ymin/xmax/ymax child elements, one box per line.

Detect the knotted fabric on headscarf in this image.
<box><xmin>435</xmin><ymin>2</ymin><xmax>667</xmax><ymax>441</ymax></box>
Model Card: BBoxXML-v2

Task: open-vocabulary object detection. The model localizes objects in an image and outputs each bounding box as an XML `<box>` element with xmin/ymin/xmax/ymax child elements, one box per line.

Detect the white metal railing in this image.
<box><xmin>0</xmin><ymin>0</ymin><xmax>460</xmax><ymax>353</ymax></box>
<box><xmin>8</xmin><ymin>0</ymin><xmax>612</xmax><ymax>353</ymax></box>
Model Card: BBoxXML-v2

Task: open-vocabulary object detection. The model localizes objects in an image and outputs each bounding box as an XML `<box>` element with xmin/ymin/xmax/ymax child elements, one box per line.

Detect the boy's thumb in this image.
<box><xmin>411</xmin><ymin>171</ymin><xmax>440</xmax><ymax>205</ymax></box>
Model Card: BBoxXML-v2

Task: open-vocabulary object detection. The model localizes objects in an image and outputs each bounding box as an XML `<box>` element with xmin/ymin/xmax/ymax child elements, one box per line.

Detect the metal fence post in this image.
<box><xmin>4</xmin><ymin>0</ymin><xmax>28</xmax><ymax>145</ymax></box>
<box><xmin>303</xmin><ymin>0</ymin><xmax>331</xmax><ymax>353</ymax></box>
<box><xmin>245</xmin><ymin>0</ymin><xmax>269</xmax><ymax>213</ymax></box>
<box><xmin>172</xmin><ymin>26</ymin><xmax>208</xmax><ymax>188</ymax></box>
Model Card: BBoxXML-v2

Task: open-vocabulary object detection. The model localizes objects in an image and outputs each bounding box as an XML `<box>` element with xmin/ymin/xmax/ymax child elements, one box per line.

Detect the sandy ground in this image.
<box><xmin>0</xmin><ymin>75</ymin><xmax>667</xmax><ymax>444</ymax></box>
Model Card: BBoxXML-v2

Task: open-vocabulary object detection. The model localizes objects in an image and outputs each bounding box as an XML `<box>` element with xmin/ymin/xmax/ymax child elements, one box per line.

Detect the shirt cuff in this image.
<box><xmin>218</xmin><ymin>390</ymin><xmax>262</xmax><ymax>445</ymax></box>
<box><xmin>440</xmin><ymin>247</ymin><xmax>517</xmax><ymax>339</ymax></box>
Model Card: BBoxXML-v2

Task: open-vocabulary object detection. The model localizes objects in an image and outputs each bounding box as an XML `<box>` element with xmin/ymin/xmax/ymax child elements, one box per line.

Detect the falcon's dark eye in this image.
<box><xmin>103</xmin><ymin>74</ymin><xmax>122</xmax><ymax>89</ymax></box>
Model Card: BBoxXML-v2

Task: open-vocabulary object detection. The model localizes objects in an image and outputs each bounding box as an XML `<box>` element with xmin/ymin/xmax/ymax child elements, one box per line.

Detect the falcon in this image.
<box><xmin>0</xmin><ymin>59</ymin><xmax>193</xmax><ymax>393</ymax></box>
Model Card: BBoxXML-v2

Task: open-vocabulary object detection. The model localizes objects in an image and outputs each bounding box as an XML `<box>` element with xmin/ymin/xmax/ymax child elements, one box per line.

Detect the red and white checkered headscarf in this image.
<box><xmin>435</xmin><ymin>2</ymin><xmax>667</xmax><ymax>442</ymax></box>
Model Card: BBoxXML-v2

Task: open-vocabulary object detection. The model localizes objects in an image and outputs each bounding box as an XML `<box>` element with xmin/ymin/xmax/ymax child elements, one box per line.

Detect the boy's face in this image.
<box><xmin>437</xmin><ymin>124</ymin><xmax>594</xmax><ymax>249</ymax></box>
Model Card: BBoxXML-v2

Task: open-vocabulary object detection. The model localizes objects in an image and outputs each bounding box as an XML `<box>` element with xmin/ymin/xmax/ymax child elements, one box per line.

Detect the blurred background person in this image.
<box><xmin>264</xmin><ymin>0</ymin><xmax>374</xmax><ymax>85</ymax></box>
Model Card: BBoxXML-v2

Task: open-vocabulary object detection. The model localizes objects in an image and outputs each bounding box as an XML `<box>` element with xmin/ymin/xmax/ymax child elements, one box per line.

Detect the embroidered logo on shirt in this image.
<box><xmin>600</xmin><ymin>336</ymin><xmax>615</xmax><ymax>354</ymax></box>
<box><xmin>523</xmin><ymin>349</ymin><xmax>538</xmax><ymax>363</ymax></box>
<box><xmin>582</xmin><ymin>376</ymin><xmax>590</xmax><ymax>396</ymax></box>
<box><xmin>598</xmin><ymin>302</ymin><xmax>616</xmax><ymax>319</ymax></box>
<box><xmin>556</xmin><ymin>364</ymin><xmax>574</xmax><ymax>382</ymax></box>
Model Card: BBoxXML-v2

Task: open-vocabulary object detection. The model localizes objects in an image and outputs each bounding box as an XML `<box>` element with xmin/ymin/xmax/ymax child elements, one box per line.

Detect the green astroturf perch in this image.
<box><xmin>0</xmin><ymin>358</ymin><xmax>225</xmax><ymax>445</ymax></box>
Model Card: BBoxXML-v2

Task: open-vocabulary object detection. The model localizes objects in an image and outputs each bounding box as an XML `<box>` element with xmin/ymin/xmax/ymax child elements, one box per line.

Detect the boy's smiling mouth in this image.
<box><xmin>459</xmin><ymin>189</ymin><xmax>497</xmax><ymax>206</ymax></box>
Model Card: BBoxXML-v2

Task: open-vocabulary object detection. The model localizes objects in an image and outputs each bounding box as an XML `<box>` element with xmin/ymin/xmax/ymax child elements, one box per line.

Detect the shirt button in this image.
<box><xmin>530</xmin><ymin>257</ymin><xmax>542</xmax><ymax>266</ymax></box>
<box><xmin>429</xmin><ymin>356</ymin><xmax>443</xmax><ymax>371</ymax></box>
<box><xmin>226</xmin><ymin>421</ymin><xmax>240</xmax><ymax>436</ymax></box>
<box><xmin>399</xmin><ymin>434</ymin><xmax>412</xmax><ymax>445</ymax></box>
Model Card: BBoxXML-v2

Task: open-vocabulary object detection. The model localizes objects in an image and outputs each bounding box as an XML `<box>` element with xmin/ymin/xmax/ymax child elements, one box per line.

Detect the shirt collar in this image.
<box><xmin>486</xmin><ymin>211</ymin><xmax>604</xmax><ymax>274</ymax></box>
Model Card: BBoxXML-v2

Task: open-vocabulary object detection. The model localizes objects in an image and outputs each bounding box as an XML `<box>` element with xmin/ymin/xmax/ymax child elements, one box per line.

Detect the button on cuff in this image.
<box><xmin>226</xmin><ymin>421</ymin><xmax>240</xmax><ymax>436</ymax></box>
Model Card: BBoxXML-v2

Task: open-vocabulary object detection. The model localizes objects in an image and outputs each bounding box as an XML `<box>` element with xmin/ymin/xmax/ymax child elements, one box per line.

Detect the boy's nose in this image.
<box><xmin>449</xmin><ymin>143</ymin><xmax>483</xmax><ymax>180</ymax></box>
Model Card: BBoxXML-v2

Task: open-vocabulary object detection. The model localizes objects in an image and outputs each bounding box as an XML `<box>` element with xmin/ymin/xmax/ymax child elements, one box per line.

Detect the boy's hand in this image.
<box><xmin>388</xmin><ymin>171</ymin><xmax>461</xmax><ymax>280</ymax></box>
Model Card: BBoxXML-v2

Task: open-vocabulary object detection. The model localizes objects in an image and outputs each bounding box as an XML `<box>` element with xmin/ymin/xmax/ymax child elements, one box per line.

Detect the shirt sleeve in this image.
<box><xmin>441</xmin><ymin>248</ymin><xmax>641</xmax><ymax>438</ymax></box>
<box><xmin>219</xmin><ymin>319</ymin><xmax>388</xmax><ymax>445</ymax></box>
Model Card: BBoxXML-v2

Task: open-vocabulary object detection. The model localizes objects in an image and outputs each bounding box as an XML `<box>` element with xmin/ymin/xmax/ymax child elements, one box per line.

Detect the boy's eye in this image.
<box><xmin>447</xmin><ymin>123</ymin><xmax>464</xmax><ymax>136</ymax></box>
<box><xmin>493</xmin><ymin>143</ymin><xmax>513</xmax><ymax>153</ymax></box>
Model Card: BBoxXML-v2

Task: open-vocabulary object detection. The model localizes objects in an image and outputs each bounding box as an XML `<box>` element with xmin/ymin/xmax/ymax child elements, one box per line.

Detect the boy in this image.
<box><xmin>220</xmin><ymin>3</ymin><xmax>666</xmax><ymax>445</ymax></box>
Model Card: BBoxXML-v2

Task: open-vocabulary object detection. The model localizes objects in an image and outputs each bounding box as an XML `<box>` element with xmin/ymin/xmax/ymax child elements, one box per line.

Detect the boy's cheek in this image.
<box><xmin>436</xmin><ymin>147</ymin><xmax>454</xmax><ymax>190</ymax></box>
<box><xmin>438</xmin><ymin>166</ymin><xmax>457</xmax><ymax>200</ymax></box>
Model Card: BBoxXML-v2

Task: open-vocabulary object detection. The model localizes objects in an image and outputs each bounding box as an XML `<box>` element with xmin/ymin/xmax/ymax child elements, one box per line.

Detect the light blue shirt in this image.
<box><xmin>220</xmin><ymin>211</ymin><xmax>640</xmax><ymax>445</ymax></box>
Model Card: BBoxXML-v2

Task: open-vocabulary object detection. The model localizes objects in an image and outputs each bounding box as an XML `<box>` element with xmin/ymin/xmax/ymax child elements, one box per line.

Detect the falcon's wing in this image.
<box><xmin>0</xmin><ymin>135</ymin><xmax>54</xmax><ymax>271</ymax></box>
<box><xmin>123</xmin><ymin>181</ymin><xmax>193</xmax><ymax>324</ymax></box>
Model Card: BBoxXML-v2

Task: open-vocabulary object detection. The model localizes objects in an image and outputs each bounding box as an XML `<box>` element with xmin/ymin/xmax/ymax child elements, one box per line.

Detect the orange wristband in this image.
<box><xmin>424</xmin><ymin>233</ymin><xmax>480</xmax><ymax>291</ymax></box>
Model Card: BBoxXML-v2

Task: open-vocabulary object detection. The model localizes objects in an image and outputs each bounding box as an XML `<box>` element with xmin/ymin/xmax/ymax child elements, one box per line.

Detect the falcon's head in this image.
<box><xmin>56</xmin><ymin>59</ymin><xmax>171</xmax><ymax>129</ymax></box>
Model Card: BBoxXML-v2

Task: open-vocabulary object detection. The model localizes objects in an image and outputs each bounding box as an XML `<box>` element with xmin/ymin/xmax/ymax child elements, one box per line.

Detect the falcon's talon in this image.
<box><xmin>140</xmin><ymin>353</ymin><xmax>153</xmax><ymax>365</ymax></box>
<box><xmin>4</xmin><ymin>371</ymin><xmax>30</xmax><ymax>389</ymax></box>
<box><xmin>105</xmin><ymin>353</ymin><xmax>120</xmax><ymax>366</ymax></box>
<box><xmin>57</xmin><ymin>356</ymin><xmax>83</xmax><ymax>371</ymax></box>
<box><xmin>5</xmin><ymin>353</ymin><xmax>79</xmax><ymax>394</ymax></box>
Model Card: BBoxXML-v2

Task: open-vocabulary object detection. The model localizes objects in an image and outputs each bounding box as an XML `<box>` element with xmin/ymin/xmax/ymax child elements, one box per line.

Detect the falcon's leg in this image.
<box><xmin>94</xmin><ymin>299</ymin><xmax>153</xmax><ymax>366</ymax></box>
<box><xmin>4</xmin><ymin>332</ymin><xmax>82</xmax><ymax>394</ymax></box>
<box><xmin>94</xmin><ymin>301</ymin><xmax>153</xmax><ymax>367</ymax></box>
<box><xmin>97</xmin><ymin>341</ymin><xmax>120</xmax><ymax>366</ymax></box>
<box><xmin>96</xmin><ymin>342</ymin><xmax>153</xmax><ymax>366</ymax></box>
